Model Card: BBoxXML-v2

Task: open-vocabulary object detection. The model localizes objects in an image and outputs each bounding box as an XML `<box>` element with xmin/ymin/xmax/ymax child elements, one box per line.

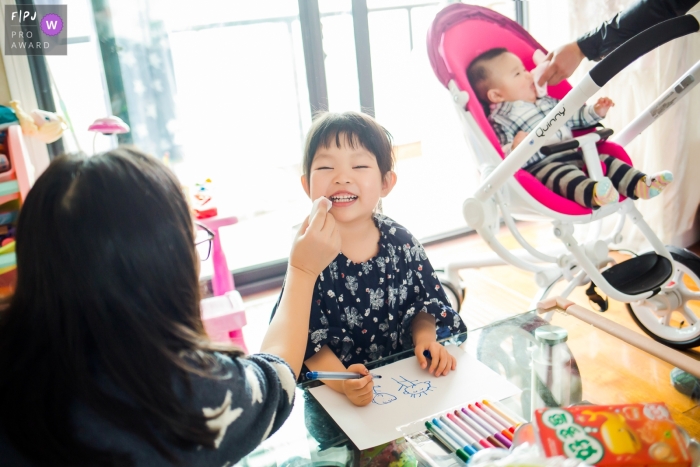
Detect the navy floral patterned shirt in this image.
<box><xmin>272</xmin><ymin>213</ymin><xmax>466</xmax><ymax>373</ymax></box>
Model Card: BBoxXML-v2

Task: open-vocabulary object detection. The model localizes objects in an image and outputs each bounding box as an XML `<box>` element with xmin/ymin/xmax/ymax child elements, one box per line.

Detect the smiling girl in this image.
<box><xmin>271</xmin><ymin>111</ymin><xmax>466</xmax><ymax>406</ymax></box>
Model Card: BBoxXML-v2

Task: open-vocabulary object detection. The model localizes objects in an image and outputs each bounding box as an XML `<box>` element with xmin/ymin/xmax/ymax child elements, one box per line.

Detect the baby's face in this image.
<box><xmin>486</xmin><ymin>52</ymin><xmax>537</xmax><ymax>104</ymax></box>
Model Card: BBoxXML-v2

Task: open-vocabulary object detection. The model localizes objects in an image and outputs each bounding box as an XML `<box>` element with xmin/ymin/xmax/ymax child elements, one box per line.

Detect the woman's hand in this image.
<box><xmin>342</xmin><ymin>364</ymin><xmax>374</xmax><ymax>406</ymax></box>
<box><xmin>537</xmin><ymin>41</ymin><xmax>585</xmax><ymax>87</ymax></box>
<box><xmin>289</xmin><ymin>197</ymin><xmax>341</xmax><ymax>279</ymax></box>
<box><xmin>415</xmin><ymin>341</ymin><xmax>457</xmax><ymax>377</ymax></box>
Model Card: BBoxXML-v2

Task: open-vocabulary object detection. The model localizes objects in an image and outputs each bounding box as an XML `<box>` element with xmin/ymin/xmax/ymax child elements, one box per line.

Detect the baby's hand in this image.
<box><xmin>415</xmin><ymin>342</ymin><xmax>457</xmax><ymax>377</ymax></box>
<box><xmin>342</xmin><ymin>364</ymin><xmax>374</xmax><ymax>406</ymax></box>
<box><xmin>512</xmin><ymin>131</ymin><xmax>528</xmax><ymax>150</ymax></box>
<box><xmin>594</xmin><ymin>97</ymin><xmax>614</xmax><ymax>117</ymax></box>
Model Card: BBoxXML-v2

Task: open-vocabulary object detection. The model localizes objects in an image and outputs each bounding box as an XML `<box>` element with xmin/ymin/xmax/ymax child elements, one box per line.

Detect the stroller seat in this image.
<box><xmin>428</xmin><ymin>4</ymin><xmax>633</xmax><ymax>216</ymax></box>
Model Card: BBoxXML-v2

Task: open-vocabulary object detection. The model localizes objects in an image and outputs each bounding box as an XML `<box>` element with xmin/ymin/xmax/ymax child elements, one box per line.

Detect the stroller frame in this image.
<box><xmin>430</xmin><ymin>5</ymin><xmax>700</xmax><ymax>349</ymax></box>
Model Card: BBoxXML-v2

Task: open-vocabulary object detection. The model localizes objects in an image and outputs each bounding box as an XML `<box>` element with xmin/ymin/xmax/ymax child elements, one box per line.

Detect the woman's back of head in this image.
<box><xmin>0</xmin><ymin>148</ymin><xmax>227</xmax><ymax>466</ymax></box>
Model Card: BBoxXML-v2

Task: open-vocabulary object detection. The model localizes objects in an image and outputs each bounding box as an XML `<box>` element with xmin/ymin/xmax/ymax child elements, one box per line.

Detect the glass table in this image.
<box><xmin>236</xmin><ymin>303</ymin><xmax>700</xmax><ymax>467</ymax></box>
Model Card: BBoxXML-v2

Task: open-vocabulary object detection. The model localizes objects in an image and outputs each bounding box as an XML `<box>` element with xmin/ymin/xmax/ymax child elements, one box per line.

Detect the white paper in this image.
<box><xmin>308</xmin><ymin>345</ymin><xmax>521</xmax><ymax>451</ymax></box>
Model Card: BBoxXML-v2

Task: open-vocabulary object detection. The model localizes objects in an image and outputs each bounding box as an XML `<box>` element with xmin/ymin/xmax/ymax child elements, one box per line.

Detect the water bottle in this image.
<box><xmin>531</xmin><ymin>325</ymin><xmax>573</xmax><ymax>412</ymax></box>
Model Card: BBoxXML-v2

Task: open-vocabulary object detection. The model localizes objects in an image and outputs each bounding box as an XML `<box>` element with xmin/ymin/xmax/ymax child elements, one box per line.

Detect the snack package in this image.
<box><xmin>534</xmin><ymin>403</ymin><xmax>691</xmax><ymax>467</ymax></box>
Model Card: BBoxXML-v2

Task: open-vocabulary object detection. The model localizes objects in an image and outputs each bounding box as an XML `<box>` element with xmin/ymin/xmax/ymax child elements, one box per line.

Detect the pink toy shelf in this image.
<box><xmin>0</xmin><ymin>125</ymin><xmax>35</xmax><ymax>303</ymax></box>
<box><xmin>0</xmin><ymin>125</ymin><xmax>33</xmax><ymax>204</ymax></box>
<box><xmin>199</xmin><ymin>214</ymin><xmax>248</xmax><ymax>352</ymax></box>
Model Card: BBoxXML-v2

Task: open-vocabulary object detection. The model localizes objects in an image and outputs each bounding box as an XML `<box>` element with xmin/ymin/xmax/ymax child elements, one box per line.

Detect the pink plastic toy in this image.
<box><xmin>5</xmin><ymin>125</ymin><xmax>34</xmax><ymax>203</ymax></box>
<box><xmin>88</xmin><ymin>116</ymin><xmax>130</xmax><ymax>154</ymax></box>
<box><xmin>87</xmin><ymin>116</ymin><xmax>130</xmax><ymax>134</ymax></box>
<box><xmin>199</xmin><ymin>215</ymin><xmax>247</xmax><ymax>352</ymax></box>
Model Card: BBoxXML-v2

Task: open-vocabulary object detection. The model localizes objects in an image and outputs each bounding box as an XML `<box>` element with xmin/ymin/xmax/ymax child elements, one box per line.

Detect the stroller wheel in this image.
<box><xmin>436</xmin><ymin>273</ymin><xmax>463</xmax><ymax>313</ymax></box>
<box><xmin>626</xmin><ymin>246</ymin><xmax>700</xmax><ymax>350</ymax></box>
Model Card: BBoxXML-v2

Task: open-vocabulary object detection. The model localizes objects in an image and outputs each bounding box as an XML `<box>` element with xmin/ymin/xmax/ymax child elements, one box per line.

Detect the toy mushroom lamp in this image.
<box><xmin>88</xmin><ymin>116</ymin><xmax>130</xmax><ymax>154</ymax></box>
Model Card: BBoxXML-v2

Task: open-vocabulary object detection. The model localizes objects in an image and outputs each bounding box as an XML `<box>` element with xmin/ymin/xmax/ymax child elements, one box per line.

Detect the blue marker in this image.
<box><xmin>433</xmin><ymin>418</ymin><xmax>478</xmax><ymax>456</ymax></box>
<box><xmin>305</xmin><ymin>371</ymin><xmax>382</xmax><ymax>380</ymax></box>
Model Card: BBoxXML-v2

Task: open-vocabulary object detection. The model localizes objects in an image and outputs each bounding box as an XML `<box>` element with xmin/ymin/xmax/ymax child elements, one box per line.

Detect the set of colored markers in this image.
<box><xmin>422</xmin><ymin>400</ymin><xmax>524</xmax><ymax>464</ymax></box>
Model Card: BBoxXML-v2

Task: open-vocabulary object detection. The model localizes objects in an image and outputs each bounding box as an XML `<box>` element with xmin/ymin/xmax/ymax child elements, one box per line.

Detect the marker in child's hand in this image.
<box><xmin>419</xmin><ymin>350</ymin><xmax>432</xmax><ymax>369</ymax></box>
<box><xmin>306</xmin><ymin>371</ymin><xmax>382</xmax><ymax>380</ymax></box>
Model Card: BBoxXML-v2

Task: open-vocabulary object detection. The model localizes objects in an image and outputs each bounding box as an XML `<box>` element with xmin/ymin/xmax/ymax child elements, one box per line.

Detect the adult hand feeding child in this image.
<box><xmin>271</xmin><ymin>111</ymin><xmax>467</xmax><ymax>406</ymax></box>
<box><xmin>536</xmin><ymin>0</ymin><xmax>699</xmax><ymax>86</ymax></box>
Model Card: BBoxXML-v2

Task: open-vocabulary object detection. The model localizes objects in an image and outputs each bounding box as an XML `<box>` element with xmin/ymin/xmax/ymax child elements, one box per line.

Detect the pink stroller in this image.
<box><xmin>427</xmin><ymin>4</ymin><xmax>700</xmax><ymax>349</ymax></box>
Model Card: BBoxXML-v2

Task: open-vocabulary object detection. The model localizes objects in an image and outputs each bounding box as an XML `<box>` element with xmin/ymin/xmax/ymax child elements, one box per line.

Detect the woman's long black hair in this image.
<box><xmin>0</xmin><ymin>148</ymin><xmax>242</xmax><ymax>466</ymax></box>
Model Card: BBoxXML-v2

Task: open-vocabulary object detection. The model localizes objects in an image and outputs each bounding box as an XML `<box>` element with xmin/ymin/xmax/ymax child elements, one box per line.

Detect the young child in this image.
<box><xmin>467</xmin><ymin>48</ymin><xmax>673</xmax><ymax>208</ymax></box>
<box><xmin>272</xmin><ymin>111</ymin><xmax>466</xmax><ymax>406</ymax></box>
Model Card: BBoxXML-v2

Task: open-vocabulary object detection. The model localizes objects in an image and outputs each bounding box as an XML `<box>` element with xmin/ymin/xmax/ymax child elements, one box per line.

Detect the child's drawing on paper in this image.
<box><xmin>372</xmin><ymin>386</ymin><xmax>397</xmax><ymax>405</ymax></box>
<box><xmin>308</xmin><ymin>345</ymin><xmax>522</xmax><ymax>451</ymax></box>
<box><xmin>393</xmin><ymin>376</ymin><xmax>434</xmax><ymax>398</ymax></box>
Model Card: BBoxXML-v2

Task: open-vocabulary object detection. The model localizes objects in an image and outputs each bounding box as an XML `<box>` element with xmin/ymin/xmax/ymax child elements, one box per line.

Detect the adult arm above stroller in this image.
<box><xmin>540</xmin><ymin>1</ymin><xmax>699</xmax><ymax>85</ymax></box>
<box><xmin>578</xmin><ymin>0</ymin><xmax>699</xmax><ymax>61</ymax></box>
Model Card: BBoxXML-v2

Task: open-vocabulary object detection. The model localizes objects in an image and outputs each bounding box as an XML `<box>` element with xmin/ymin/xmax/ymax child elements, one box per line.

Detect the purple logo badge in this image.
<box><xmin>40</xmin><ymin>13</ymin><xmax>62</xmax><ymax>36</ymax></box>
<box><xmin>5</xmin><ymin>5</ymin><xmax>68</xmax><ymax>55</ymax></box>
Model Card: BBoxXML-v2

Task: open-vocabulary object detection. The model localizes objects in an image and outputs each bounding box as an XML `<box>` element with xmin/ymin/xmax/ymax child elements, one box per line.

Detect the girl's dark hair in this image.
<box><xmin>302</xmin><ymin>111</ymin><xmax>395</xmax><ymax>181</ymax></box>
<box><xmin>0</xmin><ymin>148</ymin><xmax>242</xmax><ymax>466</ymax></box>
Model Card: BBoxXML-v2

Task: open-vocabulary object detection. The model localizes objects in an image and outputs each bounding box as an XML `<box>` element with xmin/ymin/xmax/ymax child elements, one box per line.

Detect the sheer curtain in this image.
<box><xmin>566</xmin><ymin>0</ymin><xmax>700</xmax><ymax>249</ymax></box>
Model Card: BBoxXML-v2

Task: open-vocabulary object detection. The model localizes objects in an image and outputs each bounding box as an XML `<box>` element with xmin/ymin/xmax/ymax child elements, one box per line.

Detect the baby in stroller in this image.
<box><xmin>467</xmin><ymin>48</ymin><xmax>673</xmax><ymax>209</ymax></box>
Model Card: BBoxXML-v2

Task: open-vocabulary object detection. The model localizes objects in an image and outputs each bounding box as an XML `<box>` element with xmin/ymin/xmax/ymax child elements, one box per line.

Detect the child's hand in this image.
<box><xmin>342</xmin><ymin>364</ymin><xmax>374</xmax><ymax>406</ymax></box>
<box><xmin>289</xmin><ymin>197</ymin><xmax>341</xmax><ymax>279</ymax></box>
<box><xmin>594</xmin><ymin>97</ymin><xmax>614</xmax><ymax>117</ymax></box>
<box><xmin>414</xmin><ymin>341</ymin><xmax>457</xmax><ymax>377</ymax></box>
<box><xmin>512</xmin><ymin>131</ymin><xmax>528</xmax><ymax>150</ymax></box>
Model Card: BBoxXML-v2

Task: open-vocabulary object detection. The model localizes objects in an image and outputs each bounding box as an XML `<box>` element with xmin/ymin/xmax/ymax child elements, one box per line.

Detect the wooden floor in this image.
<box><xmin>241</xmin><ymin>221</ymin><xmax>700</xmax><ymax>439</ymax></box>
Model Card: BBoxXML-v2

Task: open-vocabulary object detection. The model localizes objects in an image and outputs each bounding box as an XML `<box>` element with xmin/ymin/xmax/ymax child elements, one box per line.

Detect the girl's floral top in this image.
<box><xmin>272</xmin><ymin>213</ymin><xmax>466</xmax><ymax>373</ymax></box>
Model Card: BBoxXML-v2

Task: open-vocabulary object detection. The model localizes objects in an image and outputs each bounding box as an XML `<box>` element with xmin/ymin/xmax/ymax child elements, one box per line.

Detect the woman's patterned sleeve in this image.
<box><xmin>192</xmin><ymin>353</ymin><xmax>296</xmax><ymax>464</ymax></box>
<box><xmin>398</xmin><ymin>237</ymin><xmax>467</xmax><ymax>349</ymax></box>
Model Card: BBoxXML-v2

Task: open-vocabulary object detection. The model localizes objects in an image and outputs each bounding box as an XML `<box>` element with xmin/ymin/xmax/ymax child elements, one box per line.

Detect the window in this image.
<box><xmin>87</xmin><ymin>0</ymin><xmax>314</xmax><ymax>275</ymax></box>
<box><xmin>319</xmin><ymin>0</ymin><xmax>361</xmax><ymax>113</ymax></box>
<box><xmin>38</xmin><ymin>0</ymin><xmax>112</xmax><ymax>155</ymax></box>
<box><xmin>38</xmin><ymin>0</ymin><xmax>529</xmax><ymax>286</ymax></box>
<box><xmin>365</xmin><ymin>1</ymin><xmax>514</xmax><ymax>239</ymax></box>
